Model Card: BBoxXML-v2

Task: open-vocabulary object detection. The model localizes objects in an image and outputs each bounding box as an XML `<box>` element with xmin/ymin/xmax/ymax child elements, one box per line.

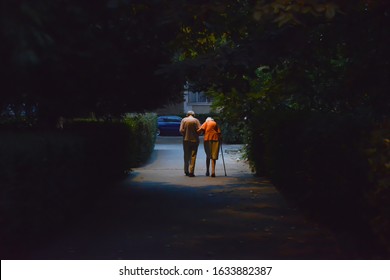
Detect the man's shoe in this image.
<box><xmin>189</xmin><ymin>173</ymin><xmax>195</xmax><ymax>177</ymax></box>
<box><xmin>206</xmin><ymin>171</ymin><xmax>210</xmax><ymax>176</ymax></box>
<box><xmin>185</xmin><ymin>172</ymin><xmax>189</xmax><ymax>176</ymax></box>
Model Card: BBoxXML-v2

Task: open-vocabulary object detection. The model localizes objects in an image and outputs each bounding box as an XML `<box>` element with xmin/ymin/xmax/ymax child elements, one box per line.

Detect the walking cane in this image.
<box><xmin>220</xmin><ymin>140</ymin><xmax>227</xmax><ymax>176</ymax></box>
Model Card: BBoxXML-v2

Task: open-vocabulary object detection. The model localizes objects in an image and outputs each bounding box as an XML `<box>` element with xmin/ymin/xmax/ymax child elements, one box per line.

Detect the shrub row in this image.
<box><xmin>0</xmin><ymin>113</ymin><xmax>157</xmax><ymax>255</ymax></box>
<box><xmin>365</xmin><ymin>123</ymin><xmax>390</xmax><ymax>255</ymax></box>
<box><xmin>247</xmin><ymin>110</ymin><xmax>389</xmax><ymax>257</ymax></box>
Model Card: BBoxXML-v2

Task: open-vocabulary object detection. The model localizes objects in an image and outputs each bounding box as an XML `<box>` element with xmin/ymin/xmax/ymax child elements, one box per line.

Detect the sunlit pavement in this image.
<box><xmin>129</xmin><ymin>136</ymin><xmax>252</xmax><ymax>187</ymax></box>
<box><xmin>27</xmin><ymin>136</ymin><xmax>354</xmax><ymax>260</ymax></box>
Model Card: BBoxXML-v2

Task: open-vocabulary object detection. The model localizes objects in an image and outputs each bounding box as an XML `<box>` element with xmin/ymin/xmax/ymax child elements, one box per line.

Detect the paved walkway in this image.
<box><xmin>130</xmin><ymin>136</ymin><xmax>252</xmax><ymax>186</ymax></box>
<box><xmin>29</xmin><ymin>136</ymin><xmax>348</xmax><ymax>260</ymax></box>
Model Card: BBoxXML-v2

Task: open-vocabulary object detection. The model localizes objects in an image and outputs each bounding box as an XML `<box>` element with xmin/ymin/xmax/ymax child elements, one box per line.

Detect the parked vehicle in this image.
<box><xmin>157</xmin><ymin>115</ymin><xmax>182</xmax><ymax>136</ymax></box>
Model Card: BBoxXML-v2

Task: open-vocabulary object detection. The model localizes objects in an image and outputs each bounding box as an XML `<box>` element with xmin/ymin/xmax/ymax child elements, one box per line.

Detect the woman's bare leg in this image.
<box><xmin>211</xmin><ymin>159</ymin><xmax>216</xmax><ymax>177</ymax></box>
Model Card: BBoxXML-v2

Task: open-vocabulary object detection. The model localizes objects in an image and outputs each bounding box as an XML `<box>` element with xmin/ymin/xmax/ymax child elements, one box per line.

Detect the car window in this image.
<box><xmin>158</xmin><ymin>116</ymin><xmax>182</xmax><ymax>122</ymax></box>
<box><xmin>167</xmin><ymin>118</ymin><xmax>181</xmax><ymax>122</ymax></box>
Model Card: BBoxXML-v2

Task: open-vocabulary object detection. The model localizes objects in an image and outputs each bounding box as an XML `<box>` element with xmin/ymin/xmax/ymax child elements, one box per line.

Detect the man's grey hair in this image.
<box><xmin>187</xmin><ymin>110</ymin><xmax>195</xmax><ymax>116</ymax></box>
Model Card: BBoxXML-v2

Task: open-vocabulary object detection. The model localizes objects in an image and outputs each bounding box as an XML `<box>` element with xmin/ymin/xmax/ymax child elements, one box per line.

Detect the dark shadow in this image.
<box><xmin>3</xmin><ymin>177</ymin><xmax>359</xmax><ymax>260</ymax></box>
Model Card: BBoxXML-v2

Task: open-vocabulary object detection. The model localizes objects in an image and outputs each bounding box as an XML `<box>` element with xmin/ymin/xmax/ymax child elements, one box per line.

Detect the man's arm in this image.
<box><xmin>179</xmin><ymin>119</ymin><xmax>185</xmax><ymax>135</ymax></box>
<box><xmin>197</xmin><ymin>121</ymin><xmax>204</xmax><ymax>134</ymax></box>
<box><xmin>196</xmin><ymin>119</ymin><xmax>201</xmax><ymax>129</ymax></box>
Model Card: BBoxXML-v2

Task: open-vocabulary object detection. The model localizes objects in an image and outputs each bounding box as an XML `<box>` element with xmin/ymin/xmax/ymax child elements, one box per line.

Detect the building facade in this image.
<box><xmin>183</xmin><ymin>89</ymin><xmax>213</xmax><ymax>114</ymax></box>
<box><xmin>155</xmin><ymin>84</ymin><xmax>213</xmax><ymax>115</ymax></box>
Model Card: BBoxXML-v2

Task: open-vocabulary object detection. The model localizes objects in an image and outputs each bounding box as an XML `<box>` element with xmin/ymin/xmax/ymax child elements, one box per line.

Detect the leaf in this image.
<box><xmin>209</xmin><ymin>33</ymin><xmax>217</xmax><ymax>44</ymax></box>
<box><xmin>302</xmin><ymin>6</ymin><xmax>313</xmax><ymax>14</ymax></box>
<box><xmin>253</xmin><ymin>10</ymin><xmax>262</xmax><ymax>21</ymax></box>
<box><xmin>197</xmin><ymin>37</ymin><xmax>207</xmax><ymax>44</ymax></box>
<box><xmin>274</xmin><ymin>12</ymin><xmax>299</xmax><ymax>27</ymax></box>
<box><xmin>271</xmin><ymin>3</ymin><xmax>284</xmax><ymax>13</ymax></box>
<box><xmin>325</xmin><ymin>3</ymin><xmax>337</xmax><ymax>19</ymax></box>
<box><xmin>181</xmin><ymin>26</ymin><xmax>192</xmax><ymax>34</ymax></box>
<box><xmin>314</xmin><ymin>4</ymin><xmax>326</xmax><ymax>13</ymax></box>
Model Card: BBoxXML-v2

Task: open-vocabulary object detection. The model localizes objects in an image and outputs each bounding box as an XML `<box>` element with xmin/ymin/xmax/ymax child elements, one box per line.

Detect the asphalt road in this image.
<box><xmin>26</xmin><ymin>136</ymin><xmax>350</xmax><ymax>260</ymax></box>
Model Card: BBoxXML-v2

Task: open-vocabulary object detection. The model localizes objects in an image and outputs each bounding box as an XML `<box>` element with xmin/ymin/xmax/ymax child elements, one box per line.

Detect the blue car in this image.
<box><xmin>157</xmin><ymin>115</ymin><xmax>182</xmax><ymax>136</ymax></box>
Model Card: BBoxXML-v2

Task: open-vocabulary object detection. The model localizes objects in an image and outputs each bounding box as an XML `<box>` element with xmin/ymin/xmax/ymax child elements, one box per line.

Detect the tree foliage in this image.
<box><xmin>1</xmin><ymin>0</ymin><xmax>388</xmax><ymax>124</ymax></box>
<box><xmin>0</xmin><ymin>0</ymin><xmax>184</xmax><ymax>124</ymax></box>
<box><xmin>167</xmin><ymin>0</ymin><xmax>389</xmax><ymax>121</ymax></box>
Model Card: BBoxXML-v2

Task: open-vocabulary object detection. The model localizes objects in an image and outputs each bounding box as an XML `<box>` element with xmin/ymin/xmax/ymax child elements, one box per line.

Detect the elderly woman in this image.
<box><xmin>197</xmin><ymin>117</ymin><xmax>222</xmax><ymax>177</ymax></box>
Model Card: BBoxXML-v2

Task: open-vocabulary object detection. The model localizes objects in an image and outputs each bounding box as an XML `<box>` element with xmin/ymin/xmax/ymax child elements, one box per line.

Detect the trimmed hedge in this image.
<box><xmin>365</xmin><ymin>124</ymin><xmax>390</xmax><ymax>255</ymax></box>
<box><xmin>0</xmin><ymin>113</ymin><xmax>157</xmax><ymax>255</ymax></box>
<box><xmin>247</xmin><ymin>110</ymin><xmax>389</xmax><ymax>257</ymax></box>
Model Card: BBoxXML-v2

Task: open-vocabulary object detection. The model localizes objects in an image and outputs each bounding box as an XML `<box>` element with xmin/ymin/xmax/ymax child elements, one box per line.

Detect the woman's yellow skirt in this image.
<box><xmin>204</xmin><ymin>140</ymin><xmax>220</xmax><ymax>160</ymax></box>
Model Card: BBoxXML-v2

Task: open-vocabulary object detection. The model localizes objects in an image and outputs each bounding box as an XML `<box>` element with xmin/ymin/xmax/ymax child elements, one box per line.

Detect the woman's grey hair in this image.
<box><xmin>205</xmin><ymin>117</ymin><xmax>214</xmax><ymax>122</ymax></box>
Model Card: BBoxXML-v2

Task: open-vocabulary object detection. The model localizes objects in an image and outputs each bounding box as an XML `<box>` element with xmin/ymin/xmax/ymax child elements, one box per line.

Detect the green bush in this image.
<box><xmin>219</xmin><ymin>120</ymin><xmax>244</xmax><ymax>144</ymax></box>
<box><xmin>0</xmin><ymin>113</ymin><xmax>157</xmax><ymax>252</ymax></box>
<box><xmin>123</xmin><ymin>113</ymin><xmax>157</xmax><ymax>167</ymax></box>
<box><xmin>365</xmin><ymin>124</ymin><xmax>390</xmax><ymax>255</ymax></box>
<box><xmin>248</xmin><ymin>111</ymin><xmax>373</xmax><ymax>223</ymax></box>
<box><xmin>0</xmin><ymin>130</ymin><xmax>91</xmax><ymax>247</ymax></box>
<box><xmin>247</xmin><ymin>110</ymin><xmax>390</xmax><ymax>256</ymax></box>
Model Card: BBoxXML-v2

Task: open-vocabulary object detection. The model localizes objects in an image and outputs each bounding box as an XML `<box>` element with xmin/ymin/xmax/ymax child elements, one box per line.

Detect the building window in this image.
<box><xmin>188</xmin><ymin>92</ymin><xmax>212</xmax><ymax>103</ymax></box>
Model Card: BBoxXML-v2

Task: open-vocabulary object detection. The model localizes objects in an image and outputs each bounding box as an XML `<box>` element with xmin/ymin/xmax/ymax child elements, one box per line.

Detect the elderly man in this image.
<box><xmin>179</xmin><ymin>110</ymin><xmax>201</xmax><ymax>177</ymax></box>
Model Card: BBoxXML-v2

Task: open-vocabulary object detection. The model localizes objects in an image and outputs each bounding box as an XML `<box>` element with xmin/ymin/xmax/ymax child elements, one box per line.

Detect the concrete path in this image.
<box><xmin>130</xmin><ymin>136</ymin><xmax>252</xmax><ymax>186</ymax></box>
<box><xmin>29</xmin><ymin>136</ymin><xmax>348</xmax><ymax>260</ymax></box>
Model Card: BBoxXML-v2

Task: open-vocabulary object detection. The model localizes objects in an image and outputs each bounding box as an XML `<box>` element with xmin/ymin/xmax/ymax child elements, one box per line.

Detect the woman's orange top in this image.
<box><xmin>198</xmin><ymin>120</ymin><xmax>221</xmax><ymax>141</ymax></box>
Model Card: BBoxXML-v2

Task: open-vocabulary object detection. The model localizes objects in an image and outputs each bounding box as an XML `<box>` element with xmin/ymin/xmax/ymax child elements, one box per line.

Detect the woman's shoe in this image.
<box><xmin>211</xmin><ymin>173</ymin><xmax>215</xmax><ymax>177</ymax></box>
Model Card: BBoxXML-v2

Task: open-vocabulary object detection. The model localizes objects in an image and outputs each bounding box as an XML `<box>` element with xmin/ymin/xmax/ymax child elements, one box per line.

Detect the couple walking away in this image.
<box><xmin>179</xmin><ymin>110</ymin><xmax>222</xmax><ymax>177</ymax></box>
